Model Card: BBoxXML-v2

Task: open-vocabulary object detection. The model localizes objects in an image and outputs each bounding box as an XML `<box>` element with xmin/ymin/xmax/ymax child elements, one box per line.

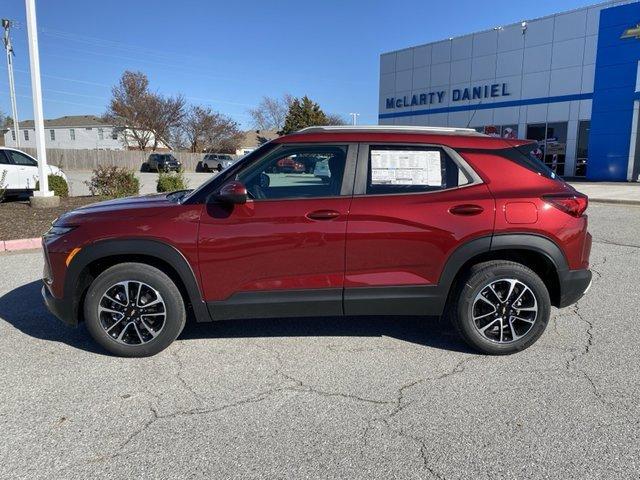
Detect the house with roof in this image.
<box><xmin>1</xmin><ymin>115</ymin><xmax>168</xmax><ymax>151</ymax></box>
<box><xmin>236</xmin><ymin>129</ymin><xmax>279</xmax><ymax>155</ymax></box>
<box><xmin>3</xmin><ymin>115</ymin><xmax>124</xmax><ymax>150</ymax></box>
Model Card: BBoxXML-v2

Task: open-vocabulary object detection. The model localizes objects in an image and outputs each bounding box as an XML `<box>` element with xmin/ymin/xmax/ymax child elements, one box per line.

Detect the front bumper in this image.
<box><xmin>557</xmin><ymin>268</ymin><xmax>592</xmax><ymax>308</ymax></box>
<box><xmin>42</xmin><ymin>284</ymin><xmax>77</xmax><ymax>326</ymax></box>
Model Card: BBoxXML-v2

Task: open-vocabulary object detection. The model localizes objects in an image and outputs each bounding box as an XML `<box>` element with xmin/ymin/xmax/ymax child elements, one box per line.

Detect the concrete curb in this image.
<box><xmin>1</xmin><ymin>237</ymin><xmax>42</xmax><ymax>252</ymax></box>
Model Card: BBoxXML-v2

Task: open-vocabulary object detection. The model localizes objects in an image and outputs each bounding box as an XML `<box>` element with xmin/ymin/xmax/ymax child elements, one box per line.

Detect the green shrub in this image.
<box><xmin>85</xmin><ymin>165</ymin><xmax>140</xmax><ymax>198</ymax></box>
<box><xmin>157</xmin><ymin>171</ymin><xmax>188</xmax><ymax>193</ymax></box>
<box><xmin>36</xmin><ymin>174</ymin><xmax>69</xmax><ymax>198</ymax></box>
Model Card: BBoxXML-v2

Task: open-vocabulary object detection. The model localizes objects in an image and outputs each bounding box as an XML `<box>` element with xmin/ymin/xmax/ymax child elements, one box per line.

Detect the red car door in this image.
<box><xmin>198</xmin><ymin>143</ymin><xmax>357</xmax><ymax>319</ymax></box>
<box><xmin>344</xmin><ymin>143</ymin><xmax>495</xmax><ymax>316</ymax></box>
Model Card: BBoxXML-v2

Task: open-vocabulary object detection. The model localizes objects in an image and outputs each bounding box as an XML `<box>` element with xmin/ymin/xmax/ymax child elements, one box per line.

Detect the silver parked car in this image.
<box><xmin>202</xmin><ymin>154</ymin><xmax>236</xmax><ymax>172</ymax></box>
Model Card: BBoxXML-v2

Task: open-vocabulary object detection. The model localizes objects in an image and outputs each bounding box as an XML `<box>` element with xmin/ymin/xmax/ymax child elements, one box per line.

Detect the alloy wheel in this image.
<box><xmin>98</xmin><ymin>281</ymin><xmax>166</xmax><ymax>345</ymax></box>
<box><xmin>471</xmin><ymin>278</ymin><xmax>538</xmax><ymax>344</ymax></box>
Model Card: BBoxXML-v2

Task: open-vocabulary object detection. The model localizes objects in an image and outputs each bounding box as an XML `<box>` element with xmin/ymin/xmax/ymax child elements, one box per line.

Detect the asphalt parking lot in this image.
<box><xmin>1</xmin><ymin>203</ymin><xmax>639</xmax><ymax>479</ymax></box>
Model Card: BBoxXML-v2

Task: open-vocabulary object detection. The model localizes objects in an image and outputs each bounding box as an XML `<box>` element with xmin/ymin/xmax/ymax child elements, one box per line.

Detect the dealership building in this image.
<box><xmin>378</xmin><ymin>1</ymin><xmax>640</xmax><ymax>181</ymax></box>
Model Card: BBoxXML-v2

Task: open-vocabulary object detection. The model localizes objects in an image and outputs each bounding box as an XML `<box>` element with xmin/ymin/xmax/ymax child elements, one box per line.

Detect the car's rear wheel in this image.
<box><xmin>448</xmin><ymin>260</ymin><xmax>550</xmax><ymax>355</ymax></box>
<box><xmin>84</xmin><ymin>263</ymin><xmax>186</xmax><ymax>357</ymax></box>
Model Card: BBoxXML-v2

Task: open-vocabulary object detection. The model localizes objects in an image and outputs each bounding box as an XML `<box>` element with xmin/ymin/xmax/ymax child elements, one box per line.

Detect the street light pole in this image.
<box><xmin>349</xmin><ymin>112</ymin><xmax>360</xmax><ymax>126</ymax></box>
<box><xmin>25</xmin><ymin>0</ymin><xmax>57</xmax><ymax>206</ymax></box>
<box><xmin>2</xmin><ymin>19</ymin><xmax>20</xmax><ymax>147</ymax></box>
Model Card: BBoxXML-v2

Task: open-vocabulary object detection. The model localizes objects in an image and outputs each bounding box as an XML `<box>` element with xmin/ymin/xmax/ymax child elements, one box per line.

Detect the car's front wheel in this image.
<box><xmin>84</xmin><ymin>263</ymin><xmax>186</xmax><ymax>357</ymax></box>
<box><xmin>448</xmin><ymin>260</ymin><xmax>551</xmax><ymax>355</ymax></box>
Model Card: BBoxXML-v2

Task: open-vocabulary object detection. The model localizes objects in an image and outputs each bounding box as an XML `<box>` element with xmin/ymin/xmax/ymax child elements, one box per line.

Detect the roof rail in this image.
<box><xmin>294</xmin><ymin>125</ymin><xmax>484</xmax><ymax>136</ymax></box>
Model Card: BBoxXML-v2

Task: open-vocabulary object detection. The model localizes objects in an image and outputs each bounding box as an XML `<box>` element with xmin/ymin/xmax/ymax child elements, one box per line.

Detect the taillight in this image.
<box><xmin>542</xmin><ymin>193</ymin><xmax>588</xmax><ymax>217</ymax></box>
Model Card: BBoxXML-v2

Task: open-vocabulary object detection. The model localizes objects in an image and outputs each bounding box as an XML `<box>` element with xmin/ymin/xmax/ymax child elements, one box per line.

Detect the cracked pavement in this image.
<box><xmin>0</xmin><ymin>203</ymin><xmax>639</xmax><ymax>479</ymax></box>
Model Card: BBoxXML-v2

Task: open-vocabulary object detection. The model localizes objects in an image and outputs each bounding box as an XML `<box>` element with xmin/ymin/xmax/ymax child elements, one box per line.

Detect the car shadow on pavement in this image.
<box><xmin>0</xmin><ymin>280</ymin><xmax>104</xmax><ymax>354</ymax></box>
<box><xmin>179</xmin><ymin>314</ymin><xmax>473</xmax><ymax>353</ymax></box>
<box><xmin>0</xmin><ymin>280</ymin><xmax>473</xmax><ymax>354</ymax></box>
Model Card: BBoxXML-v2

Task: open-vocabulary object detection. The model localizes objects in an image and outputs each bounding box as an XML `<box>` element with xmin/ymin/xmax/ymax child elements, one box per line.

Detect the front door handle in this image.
<box><xmin>449</xmin><ymin>204</ymin><xmax>484</xmax><ymax>216</ymax></box>
<box><xmin>306</xmin><ymin>210</ymin><xmax>340</xmax><ymax>221</ymax></box>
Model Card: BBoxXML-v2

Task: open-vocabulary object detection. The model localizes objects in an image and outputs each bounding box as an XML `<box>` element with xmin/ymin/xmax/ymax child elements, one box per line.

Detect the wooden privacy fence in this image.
<box><xmin>20</xmin><ymin>148</ymin><xmax>236</xmax><ymax>172</ymax></box>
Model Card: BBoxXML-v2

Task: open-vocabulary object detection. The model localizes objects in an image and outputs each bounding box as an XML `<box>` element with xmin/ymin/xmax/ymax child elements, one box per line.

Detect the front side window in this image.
<box><xmin>366</xmin><ymin>146</ymin><xmax>471</xmax><ymax>195</ymax></box>
<box><xmin>237</xmin><ymin>145</ymin><xmax>347</xmax><ymax>200</ymax></box>
<box><xmin>6</xmin><ymin>150</ymin><xmax>37</xmax><ymax>166</ymax></box>
<box><xmin>70</xmin><ymin>128</ymin><xmax>76</xmax><ymax>141</ymax></box>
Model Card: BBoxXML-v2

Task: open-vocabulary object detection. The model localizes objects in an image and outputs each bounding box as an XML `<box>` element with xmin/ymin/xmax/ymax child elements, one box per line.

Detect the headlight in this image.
<box><xmin>44</xmin><ymin>225</ymin><xmax>75</xmax><ymax>238</ymax></box>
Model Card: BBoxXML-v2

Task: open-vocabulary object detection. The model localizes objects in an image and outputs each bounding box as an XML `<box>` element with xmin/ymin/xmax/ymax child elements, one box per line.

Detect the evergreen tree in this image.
<box><xmin>279</xmin><ymin>96</ymin><xmax>330</xmax><ymax>135</ymax></box>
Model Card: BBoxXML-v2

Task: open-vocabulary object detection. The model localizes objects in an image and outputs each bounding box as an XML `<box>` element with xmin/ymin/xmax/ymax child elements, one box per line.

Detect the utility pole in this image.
<box><xmin>25</xmin><ymin>0</ymin><xmax>57</xmax><ymax>207</ymax></box>
<box><xmin>349</xmin><ymin>112</ymin><xmax>360</xmax><ymax>126</ymax></box>
<box><xmin>2</xmin><ymin>19</ymin><xmax>20</xmax><ymax>147</ymax></box>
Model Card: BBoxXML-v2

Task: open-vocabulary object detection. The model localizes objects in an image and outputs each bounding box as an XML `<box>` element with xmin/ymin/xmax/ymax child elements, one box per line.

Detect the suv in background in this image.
<box><xmin>0</xmin><ymin>147</ymin><xmax>67</xmax><ymax>195</ymax></box>
<box><xmin>143</xmin><ymin>153</ymin><xmax>182</xmax><ymax>172</ymax></box>
<box><xmin>42</xmin><ymin>126</ymin><xmax>591</xmax><ymax>357</ymax></box>
<box><xmin>202</xmin><ymin>154</ymin><xmax>236</xmax><ymax>172</ymax></box>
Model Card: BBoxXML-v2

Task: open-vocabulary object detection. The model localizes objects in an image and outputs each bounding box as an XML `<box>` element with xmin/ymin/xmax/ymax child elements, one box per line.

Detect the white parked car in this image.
<box><xmin>0</xmin><ymin>147</ymin><xmax>67</xmax><ymax>195</ymax></box>
<box><xmin>202</xmin><ymin>153</ymin><xmax>236</xmax><ymax>172</ymax></box>
<box><xmin>313</xmin><ymin>158</ymin><xmax>331</xmax><ymax>183</ymax></box>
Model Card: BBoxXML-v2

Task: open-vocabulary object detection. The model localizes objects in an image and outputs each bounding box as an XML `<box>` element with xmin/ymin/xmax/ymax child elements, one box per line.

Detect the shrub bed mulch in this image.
<box><xmin>0</xmin><ymin>196</ymin><xmax>102</xmax><ymax>241</ymax></box>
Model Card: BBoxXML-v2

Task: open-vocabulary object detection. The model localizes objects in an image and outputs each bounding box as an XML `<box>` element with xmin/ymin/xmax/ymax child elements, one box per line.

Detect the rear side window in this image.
<box><xmin>502</xmin><ymin>143</ymin><xmax>558</xmax><ymax>180</ymax></box>
<box><xmin>366</xmin><ymin>145</ymin><xmax>472</xmax><ymax>195</ymax></box>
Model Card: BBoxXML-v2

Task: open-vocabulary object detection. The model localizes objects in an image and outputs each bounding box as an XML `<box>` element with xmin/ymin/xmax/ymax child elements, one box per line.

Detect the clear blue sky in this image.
<box><xmin>1</xmin><ymin>0</ymin><xmax>600</xmax><ymax>128</ymax></box>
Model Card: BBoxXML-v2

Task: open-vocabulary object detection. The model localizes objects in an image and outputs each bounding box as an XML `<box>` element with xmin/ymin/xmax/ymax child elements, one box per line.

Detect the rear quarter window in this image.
<box><xmin>366</xmin><ymin>145</ymin><xmax>473</xmax><ymax>195</ymax></box>
<box><xmin>501</xmin><ymin>143</ymin><xmax>559</xmax><ymax>180</ymax></box>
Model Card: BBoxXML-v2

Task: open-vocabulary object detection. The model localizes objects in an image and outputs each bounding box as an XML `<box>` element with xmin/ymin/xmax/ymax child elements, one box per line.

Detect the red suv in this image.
<box><xmin>42</xmin><ymin>126</ymin><xmax>592</xmax><ymax>357</ymax></box>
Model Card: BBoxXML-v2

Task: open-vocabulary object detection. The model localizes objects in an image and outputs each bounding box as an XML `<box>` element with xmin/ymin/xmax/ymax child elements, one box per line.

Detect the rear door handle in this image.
<box><xmin>449</xmin><ymin>204</ymin><xmax>484</xmax><ymax>216</ymax></box>
<box><xmin>306</xmin><ymin>209</ymin><xmax>340</xmax><ymax>221</ymax></box>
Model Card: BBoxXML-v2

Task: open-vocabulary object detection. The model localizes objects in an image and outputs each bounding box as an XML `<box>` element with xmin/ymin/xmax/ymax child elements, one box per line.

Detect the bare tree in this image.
<box><xmin>104</xmin><ymin>71</ymin><xmax>154</xmax><ymax>150</ymax></box>
<box><xmin>147</xmin><ymin>93</ymin><xmax>186</xmax><ymax>150</ymax></box>
<box><xmin>183</xmin><ymin>105</ymin><xmax>243</xmax><ymax>153</ymax></box>
<box><xmin>326</xmin><ymin>113</ymin><xmax>348</xmax><ymax>126</ymax></box>
<box><xmin>105</xmin><ymin>71</ymin><xmax>186</xmax><ymax>151</ymax></box>
<box><xmin>248</xmin><ymin>94</ymin><xmax>293</xmax><ymax>131</ymax></box>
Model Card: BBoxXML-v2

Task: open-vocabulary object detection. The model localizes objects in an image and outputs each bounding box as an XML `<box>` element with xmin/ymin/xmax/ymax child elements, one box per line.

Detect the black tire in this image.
<box><xmin>83</xmin><ymin>263</ymin><xmax>186</xmax><ymax>357</ymax></box>
<box><xmin>447</xmin><ymin>260</ymin><xmax>551</xmax><ymax>355</ymax></box>
<box><xmin>216</xmin><ymin>164</ymin><xmax>223</xmax><ymax>172</ymax></box>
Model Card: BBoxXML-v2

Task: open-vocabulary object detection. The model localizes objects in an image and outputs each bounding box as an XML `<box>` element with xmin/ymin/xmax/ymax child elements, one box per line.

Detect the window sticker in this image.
<box><xmin>371</xmin><ymin>150</ymin><xmax>442</xmax><ymax>186</ymax></box>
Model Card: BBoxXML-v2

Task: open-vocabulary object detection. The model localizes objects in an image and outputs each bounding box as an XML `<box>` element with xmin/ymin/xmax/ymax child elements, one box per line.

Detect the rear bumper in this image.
<box><xmin>558</xmin><ymin>268</ymin><xmax>592</xmax><ymax>308</ymax></box>
<box><xmin>42</xmin><ymin>284</ymin><xmax>77</xmax><ymax>326</ymax></box>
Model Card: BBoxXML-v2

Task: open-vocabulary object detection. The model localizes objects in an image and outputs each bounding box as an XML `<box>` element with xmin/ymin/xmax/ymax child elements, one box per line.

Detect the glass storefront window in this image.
<box><xmin>575</xmin><ymin>121</ymin><xmax>590</xmax><ymax>177</ymax></box>
<box><xmin>501</xmin><ymin>125</ymin><xmax>518</xmax><ymax>139</ymax></box>
<box><xmin>526</xmin><ymin>122</ymin><xmax>568</xmax><ymax>176</ymax></box>
<box><xmin>478</xmin><ymin>125</ymin><xmax>520</xmax><ymax>138</ymax></box>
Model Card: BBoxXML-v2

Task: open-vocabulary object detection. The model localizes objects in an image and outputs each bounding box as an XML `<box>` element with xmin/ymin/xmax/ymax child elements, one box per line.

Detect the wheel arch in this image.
<box><xmin>440</xmin><ymin>234</ymin><xmax>567</xmax><ymax>308</ymax></box>
<box><xmin>65</xmin><ymin>239</ymin><xmax>210</xmax><ymax>325</ymax></box>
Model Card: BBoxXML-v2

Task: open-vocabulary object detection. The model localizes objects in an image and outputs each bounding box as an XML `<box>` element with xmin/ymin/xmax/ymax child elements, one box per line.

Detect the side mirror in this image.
<box><xmin>213</xmin><ymin>180</ymin><xmax>248</xmax><ymax>204</ymax></box>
